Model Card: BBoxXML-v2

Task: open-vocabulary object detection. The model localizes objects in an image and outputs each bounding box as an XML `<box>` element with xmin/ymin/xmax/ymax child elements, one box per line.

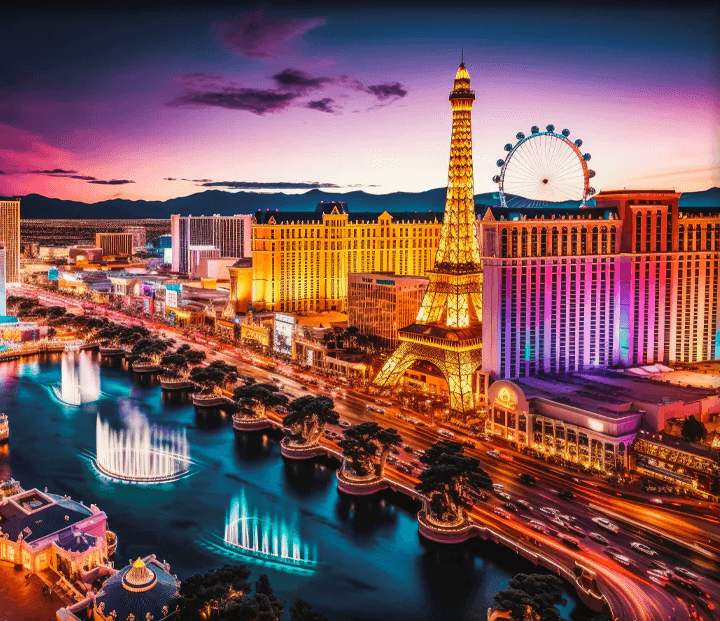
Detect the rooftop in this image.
<box><xmin>0</xmin><ymin>491</ymin><xmax>95</xmax><ymax>543</ymax></box>
<box><xmin>516</xmin><ymin>369</ymin><xmax>717</xmax><ymax>418</ymax></box>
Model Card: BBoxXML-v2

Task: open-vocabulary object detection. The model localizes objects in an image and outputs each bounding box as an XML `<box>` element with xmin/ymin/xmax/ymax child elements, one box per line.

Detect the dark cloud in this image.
<box><xmin>272</xmin><ymin>69</ymin><xmax>331</xmax><ymax>92</ymax></box>
<box><xmin>304</xmin><ymin>98</ymin><xmax>338</xmax><ymax>114</ymax></box>
<box><xmin>168</xmin><ymin>68</ymin><xmax>408</xmax><ymax>116</ymax></box>
<box><xmin>30</xmin><ymin>168</ymin><xmax>78</xmax><ymax>174</ymax></box>
<box><xmin>199</xmin><ymin>181</ymin><xmax>342</xmax><ymax>190</ymax></box>
<box><xmin>366</xmin><ymin>82</ymin><xmax>408</xmax><ymax>101</ymax></box>
<box><xmin>168</xmin><ymin>88</ymin><xmax>298</xmax><ymax>115</ymax></box>
<box><xmin>88</xmin><ymin>179</ymin><xmax>134</xmax><ymax>185</ymax></box>
<box><xmin>49</xmin><ymin>174</ymin><xmax>97</xmax><ymax>180</ymax></box>
<box><xmin>215</xmin><ymin>9</ymin><xmax>327</xmax><ymax>59</ymax></box>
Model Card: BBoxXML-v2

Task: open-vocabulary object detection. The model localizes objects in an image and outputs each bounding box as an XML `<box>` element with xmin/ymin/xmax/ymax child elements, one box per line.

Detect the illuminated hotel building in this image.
<box><xmin>170</xmin><ymin>214</ymin><xmax>252</xmax><ymax>274</ymax></box>
<box><xmin>0</xmin><ymin>243</ymin><xmax>5</xmax><ymax>315</ymax></box>
<box><xmin>95</xmin><ymin>232</ymin><xmax>133</xmax><ymax>257</ymax></box>
<box><xmin>347</xmin><ymin>273</ymin><xmax>428</xmax><ymax>349</ymax></box>
<box><xmin>0</xmin><ymin>197</ymin><xmax>20</xmax><ymax>283</ymax></box>
<box><xmin>480</xmin><ymin>190</ymin><xmax>720</xmax><ymax>380</ymax></box>
<box><xmin>251</xmin><ymin>202</ymin><xmax>441</xmax><ymax>313</ymax></box>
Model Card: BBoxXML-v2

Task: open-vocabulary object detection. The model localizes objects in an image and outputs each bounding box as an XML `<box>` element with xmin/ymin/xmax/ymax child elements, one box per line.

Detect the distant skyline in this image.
<box><xmin>1</xmin><ymin>1</ymin><xmax>719</xmax><ymax>203</ymax></box>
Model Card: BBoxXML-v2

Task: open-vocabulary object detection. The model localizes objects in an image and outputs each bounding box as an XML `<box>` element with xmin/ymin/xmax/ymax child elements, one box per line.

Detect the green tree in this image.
<box><xmin>338</xmin><ymin>422</ymin><xmax>403</xmax><ymax>477</ymax></box>
<box><xmin>494</xmin><ymin>574</ymin><xmax>565</xmax><ymax>621</ymax></box>
<box><xmin>233</xmin><ymin>383</ymin><xmax>288</xmax><ymax>418</ymax></box>
<box><xmin>283</xmin><ymin>395</ymin><xmax>339</xmax><ymax>445</ymax></box>
<box><xmin>415</xmin><ymin>441</ymin><xmax>491</xmax><ymax>522</ymax></box>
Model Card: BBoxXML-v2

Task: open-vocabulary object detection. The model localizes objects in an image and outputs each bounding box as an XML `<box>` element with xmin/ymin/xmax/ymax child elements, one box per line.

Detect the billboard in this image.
<box><xmin>165</xmin><ymin>289</ymin><xmax>179</xmax><ymax>309</ymax></box>
<box><xmin>273</xmin><ymin>313</ymin><xmax>295</xmax><ymax>356</ymax></box>
<box><xmin>48</xmin><ymin>267</ymin><xmax>59</xmax><ymax>281</ymax></box>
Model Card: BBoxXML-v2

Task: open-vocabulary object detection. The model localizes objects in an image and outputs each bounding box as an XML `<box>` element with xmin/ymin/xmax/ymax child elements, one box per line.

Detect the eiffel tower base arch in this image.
<box><xmin>373</xmin><ymin>342</ymin><xmax>482</xmax><ymax>419</ymax></box>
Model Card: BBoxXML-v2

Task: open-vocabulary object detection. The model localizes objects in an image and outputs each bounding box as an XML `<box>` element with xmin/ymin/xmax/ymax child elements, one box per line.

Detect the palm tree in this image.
<box><xmin>233</xmin><ymin>383</ymin><xmax>288</xmax><ymax>419</ymax></box>
<box><xmin>283</xmin><ymin>395</ymin><xmax>339</xmax><ymax>446</ymax></box>
<box><xmin>493</xmin><ymin>574</ymin><xmax>565</xmax><ymax>621</ymax></box>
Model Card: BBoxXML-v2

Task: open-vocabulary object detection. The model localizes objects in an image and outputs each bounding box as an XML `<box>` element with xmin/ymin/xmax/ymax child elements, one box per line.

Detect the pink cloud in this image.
<box><xmin>0</xmin><ymin>123</ymin><xmax>75</xmax><ymax>175</ymax></box>
<box><xmin>215</xmin><ymin>9</ymin><xmax>327</xmax><ymax>59</ymax></box>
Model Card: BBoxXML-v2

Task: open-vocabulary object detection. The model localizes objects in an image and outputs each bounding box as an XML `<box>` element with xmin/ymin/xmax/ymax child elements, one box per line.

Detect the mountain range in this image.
<box><xmin>15</xmin><ymin>187</ymin><xmax>720</xmax><ymax>220</ymax></box>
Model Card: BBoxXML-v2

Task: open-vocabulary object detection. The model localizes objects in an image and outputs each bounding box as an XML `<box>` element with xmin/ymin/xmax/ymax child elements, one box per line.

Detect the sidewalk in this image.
<box><xmin>0</xmin><ymin>565</ymin><xmax>64</xmax><ymax>621</ymax></box>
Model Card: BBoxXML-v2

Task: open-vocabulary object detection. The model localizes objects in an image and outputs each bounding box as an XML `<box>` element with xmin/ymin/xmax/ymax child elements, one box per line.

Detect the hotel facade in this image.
<box><xmin>0</xmin><ymin>197</ymin><xmax>20</xmax><ymax>284</ymax></box>
<box><xmin>480</xmin><ymin>190</ymin><xmax>720</xmax><ymax>379</ymax></box>
<box><xmin>170</xmin><ymin>213</ymin><xmax>252</xmax><ymax>274</ymax></box>
<box><xmin>251</xmin><ymin>202</ymin><xmax>441</xmax><ymax>313</ymax></box>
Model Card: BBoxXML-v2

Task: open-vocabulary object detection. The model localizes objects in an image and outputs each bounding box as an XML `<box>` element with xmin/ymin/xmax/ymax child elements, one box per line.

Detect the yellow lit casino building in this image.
<box><xmin>251</xmin><ymin>202</ymin><xmax>442</xmax><ymax>313</ymax></box>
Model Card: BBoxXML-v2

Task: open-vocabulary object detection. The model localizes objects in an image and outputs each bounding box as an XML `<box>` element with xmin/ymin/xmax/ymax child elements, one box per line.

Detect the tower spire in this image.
<box><xmin>372</xmin><ymin>63</ymin><xmax>484</xmax><ymax>418</ymax></box>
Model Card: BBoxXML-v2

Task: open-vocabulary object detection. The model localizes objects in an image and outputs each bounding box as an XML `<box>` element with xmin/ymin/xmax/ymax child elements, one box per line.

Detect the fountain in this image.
<box><xmin>95</xmin><ymin>415</ymin><xmax>191</xmax><ymax>483</ymax></box>
<box><xmin>53</xmin><ymin>351</ymin><xmax>101</xmax><ymax>405</ymax></box>
<box><xmin>223</xmin><ymin>489</ymin><xmax>317</xmax><ymax>570</ymax></box>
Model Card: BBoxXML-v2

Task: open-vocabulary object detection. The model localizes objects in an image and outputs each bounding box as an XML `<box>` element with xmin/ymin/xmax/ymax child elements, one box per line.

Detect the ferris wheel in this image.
<box><xmin>493</xmin><ymin>125</ymin><xmax>596</xmax><ymax>208</ymax></box>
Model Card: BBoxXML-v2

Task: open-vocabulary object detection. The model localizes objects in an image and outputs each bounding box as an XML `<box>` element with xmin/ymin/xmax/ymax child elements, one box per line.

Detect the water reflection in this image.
<box><xmin>233</xmin><ymin>429</ymin><xmax>278</xmax><ymax>461</ymax></box>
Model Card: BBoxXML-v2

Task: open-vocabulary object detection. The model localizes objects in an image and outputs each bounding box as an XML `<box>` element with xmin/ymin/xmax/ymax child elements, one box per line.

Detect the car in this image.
<box><xmin>674</xmin><ymin>567</ymin><xmax>700</xmax><ymax>581</ymax></box>
<box><xmin>387</xmin><ymin>455</ymin><xmax>397</xmax><ymax>464</ymax></box>
<box><xmin>493</xmin><ymin>506</ymin><xmax>510</xmax><ymax>519</ymax></box>
<box><xmin>568</xmin><ymin>524</ymin><xmax>586</xmax><ymax>538</ymax></box>
<box><xmin>630</xmin><ymin>542</ymin><xmax>658</xmax><ymax>557</ymax></box>
<box><xmin>516</xmin><ymin>499</ymin><xmax>533</xmax><ymax>511</ymax></box>
<box><xmin>557</xmin><ymin>489</ymin><xmax>575</xmax><ymax>500</ymax></box>
<box><xmin>650</xmin><ymin>498</ymin><xmax>664</xmax><ymax>505</ymax></box>
<box><xmin>497</xmin><ymin>491</ymin><xmax>512</xmax><ymax>502</ymax></box>
<box><xmin>518</xmin><ymin>473</ymin><xmax>537</xmax><ymax>486</ymax></box>
<box><xmin>589</xmin><ymin>532</ymin><xmax>609</xmax><ymax>545</ymax></box>
<box><xmin>461</xmin><ymin>439</ymin><xmax>476</xmax><ymax>448</ymax></box>
<box><xmin>404</xmin><ymin>446</ymin><xmax>415</xmax><ymax>455</ymax></box>
<box><xmin>395</xmin><ymin>413</ymin><xmax>407</xmax><ymax>421</ymax></box>
<box><xmin>395</xmin><ymin>463</ymin><xmax>412</xmax><ymax>474</ymax></box>
<box><xmin>486</xmin><ymin>450</ymin><xmax>501</xmax><ymax>459</ymax></box>
<box><xmin>650</xmin><ymin>559</ymin><xmax>670</xmax><ymax>571</ymax></box>
<box><xmin>559</xmin><ymin>514</ymin><xmax>576</xmax><ymax>524</ymax></box>
<box><xmin>390</xmin><ymin>447</ymin><xmax>401</xmax><ymax>455</ymax></box>
<box><xmin>539</xmin><ymin>507</ymin><xmax>559</xmax><ymax>517</ymax></box>
<box><xmin>591</xmin><ymin>517</ymin><xmax>619</xmax><ymax>534</ymax></box>
<box><xmin>607</xmin><ymin>551</ymin><xmax>633</xmax><ymax>567</ymax></box>
<box><xmin>492</xmin><ymin>483</ymin><xmax>505</xmax><ymax>491</ymax></box>
<box><xmin>647</xmin><ymin>568</ymin><xmax>672</xmax><ymax>580</ymax></box>
<box><xmin>300</xmin><ymin>385</ymin><xmax>308</xmax><ymax>391</ymax></box>
<box><xmin>438</xmin><ymin>429</ymin><xmax>455</xmax><ymax>438</ymax></box>
<box><xmin>478</xmin><ymin>434</ymin><xmax>490</xmax><ymax>442</ymax></box>
<box><xmin>550</xmin><ymin>516</ymin><xmax>568</xmax><ymax>530</ymax></box>
<box><xmin>503</xmin><ymin>502</ymin><xmax>517</xmax><ymax>512</ymax></box>
<box><xmin>559</xmin><ymin>534</ymin><xmax>580</xmax><ymax>549</ymax></box>
<box><xmin>339</xmin><ymin>420</ymin><xmax>351</xmax><ymax>429</ymax></box>
<box><xmin>528</xmin><ymin>520</ymin><xmax>547</xmax><ymax>533</ymax></box>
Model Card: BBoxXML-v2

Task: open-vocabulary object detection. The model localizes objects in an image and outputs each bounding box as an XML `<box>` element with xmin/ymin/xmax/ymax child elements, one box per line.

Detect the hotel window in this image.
<box><xmin>552</xmin><ymin>228</ymin><xmax>559</xmax><ymax>256</ymax></box>
<box><xmin>592</xmin><ymin>227</ymin><xmax>598</xmax><ymax>254</ymax></box>
<box><xmin>678</xmin><ymin>225</ymin><xmax>685</xmax><ymax>251</ymax></box>
<box><xmin>635</xmin><ymin>212</ymin><xmax>642</xmax><ymax>250</ymax></box>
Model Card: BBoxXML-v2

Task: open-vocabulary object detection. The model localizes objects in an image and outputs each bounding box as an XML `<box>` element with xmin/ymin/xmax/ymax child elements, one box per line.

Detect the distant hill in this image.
<box><xmin>16</xmin><ymin>187</ymin><xmax>719</xmax><ymax>219</ymax></box>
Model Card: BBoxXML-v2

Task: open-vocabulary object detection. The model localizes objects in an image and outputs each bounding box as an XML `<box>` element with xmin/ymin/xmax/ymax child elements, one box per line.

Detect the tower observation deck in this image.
<box><xmin>373</xmin><ymin>63</ymin><xmax>483</xmax><ymax>418</ymax></box>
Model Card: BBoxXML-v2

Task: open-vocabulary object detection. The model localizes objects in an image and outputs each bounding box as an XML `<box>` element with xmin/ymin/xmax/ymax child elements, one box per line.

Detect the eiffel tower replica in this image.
<box><xmin>373</xmin><ymin>62</ymin><xmax>483</xmax><ymax>418</ymax></box>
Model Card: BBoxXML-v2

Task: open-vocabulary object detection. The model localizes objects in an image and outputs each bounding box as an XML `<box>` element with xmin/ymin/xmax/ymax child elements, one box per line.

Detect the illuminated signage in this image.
<box><xmin>165</xmin><ymin>289</ymin><xmax>179</xmax><ymax>309</ymax></box>
<box><xmin>48</xmin><ymin>268</ymin><xmax>59</xmax><ymax>281</ymax></box>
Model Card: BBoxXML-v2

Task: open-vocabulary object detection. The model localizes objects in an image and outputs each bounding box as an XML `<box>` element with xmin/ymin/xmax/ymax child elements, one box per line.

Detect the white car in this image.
<box><xmin>486</xmin><ymin>450</ymin><xmax>501</xmax><ymax>459</ymax></box>
<box><xmin>539</xmin><ymin>507</ymin><xmax>559</xmax><ymax>517</ymax></box>
<box><xmin>591</xmin><ymin>516</ymin><xmax>619</xmax><ymax>534</ymax></box>
<box><xmin>528</xmin><ymin>520</ymin><xmax>547</xmax><ymax>533</ymax></box>
<box><xmin>438</xmin><ymin>429</ymin><xmax>455</xmax><ymax>438</ymax></box>
<box><xmin>588</xmin><ymin>532</ymin><xmax>609</xmax><ymax>545</ymax></box>
<box><xmin>630</xmin><ymin>541</ymin><xmax>658</xmax><ymax>557</ymax></box>
<box><xmin>339</xmin><ymin>420</ymin><xmax>351</xmax><ymax>429</ymax></box>
<box><xmin>492</xmin><ymin>483</ymin><xmax>505</xmax><ymax>491</ymax></box>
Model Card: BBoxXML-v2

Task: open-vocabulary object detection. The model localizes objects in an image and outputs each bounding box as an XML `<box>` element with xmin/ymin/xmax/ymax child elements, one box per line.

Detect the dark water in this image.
<box><xmin>0</xmin><ymin>354</ymin><xmax>585</xmax><ymax>621</ymax></box>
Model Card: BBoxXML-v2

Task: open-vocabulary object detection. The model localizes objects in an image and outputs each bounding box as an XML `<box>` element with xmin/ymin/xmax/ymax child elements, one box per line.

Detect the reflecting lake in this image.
<box><xmin>0</xmin><ymin>353</ymin><xmax>587</xmax><ymax>620</ymax></box>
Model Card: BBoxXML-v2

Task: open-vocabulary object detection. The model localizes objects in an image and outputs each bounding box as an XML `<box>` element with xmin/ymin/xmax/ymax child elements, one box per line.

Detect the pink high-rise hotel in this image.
<box><xmin>480</xmin><ymin>190</ymin><xmax>720</xmax><ymax>379</ymax></box>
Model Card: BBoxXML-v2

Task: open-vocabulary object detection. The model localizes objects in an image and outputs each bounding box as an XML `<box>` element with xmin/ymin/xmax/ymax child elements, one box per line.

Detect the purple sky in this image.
<box><xmin>1</xmin><ymin>2</ymin><xmax>718</xmax><ymax>203</ymax></box>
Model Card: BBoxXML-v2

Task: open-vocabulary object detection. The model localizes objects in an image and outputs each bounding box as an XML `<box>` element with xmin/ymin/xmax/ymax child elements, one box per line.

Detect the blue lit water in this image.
<box><xmin>0</xmin><ymin>354</ymin><xmax>586</xmax><ymax>620</ymax></box>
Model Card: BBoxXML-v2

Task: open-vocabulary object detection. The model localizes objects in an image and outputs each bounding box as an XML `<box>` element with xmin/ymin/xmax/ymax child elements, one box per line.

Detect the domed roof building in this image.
<box><xmin>57</xmin><ymin>554</ymin><xmax>180</xmax><ymax>621</ymax></box>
